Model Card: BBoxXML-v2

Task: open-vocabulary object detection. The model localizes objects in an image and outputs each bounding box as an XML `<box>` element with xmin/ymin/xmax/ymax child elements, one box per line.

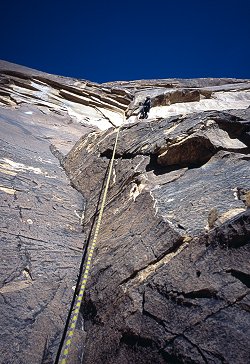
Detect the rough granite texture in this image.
<box><xmin>64</xmin><ymin>112</ymin><xmax>250</xmax><ymax>364</ymax></box>
<box><xmin>0</xmin><ymin>60</ymin><xmax>250</xmax><ymax>364</ymax></box>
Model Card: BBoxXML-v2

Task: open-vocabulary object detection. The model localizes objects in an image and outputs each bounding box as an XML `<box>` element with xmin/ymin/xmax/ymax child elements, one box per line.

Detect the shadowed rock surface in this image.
<box><xmin>0</xmin><ymin>60</ymin><xmax>250</xmax><ymax>364</ymax></box>
<box><xmin>64</xmin><ymin>112</ymin><xmax>250</xmax><ymax>364</ymax></box>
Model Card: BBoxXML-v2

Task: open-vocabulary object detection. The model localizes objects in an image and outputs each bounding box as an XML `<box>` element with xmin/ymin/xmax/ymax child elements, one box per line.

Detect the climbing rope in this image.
<box><xmin>58</xmin><ymin>116</ymin><xmax>124</xmax><ymax>364</ymax></box>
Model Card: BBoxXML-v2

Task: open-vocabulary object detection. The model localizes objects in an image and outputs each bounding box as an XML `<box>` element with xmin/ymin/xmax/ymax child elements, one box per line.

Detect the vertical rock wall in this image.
<box><xmin>64</xmin><ymin>110</ymin><xmax>250</xmax><ymax>363</ymax></box>
<box><xmin>0</xmin><ymin>60</ymin><xmax>250</xmax><ymax>363</ymax></box>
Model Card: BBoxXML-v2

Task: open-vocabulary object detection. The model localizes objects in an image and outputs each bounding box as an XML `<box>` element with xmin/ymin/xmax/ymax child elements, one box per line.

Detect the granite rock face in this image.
<box><xmin>0</xmin><ymin>60</ymin><xmax>250</xmax><ymax>364</ymax></box>
<box><xmin>64</xmin><ymin>111</ymin><xmax>250</xmax><ymax>364</ymax></box>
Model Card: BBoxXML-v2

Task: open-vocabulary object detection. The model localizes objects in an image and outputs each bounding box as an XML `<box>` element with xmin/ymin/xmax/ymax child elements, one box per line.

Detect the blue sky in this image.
<box><xmin>1</xmin><ymin>0</ymin><xmax>249</xmax><ymax>82</ymax></box>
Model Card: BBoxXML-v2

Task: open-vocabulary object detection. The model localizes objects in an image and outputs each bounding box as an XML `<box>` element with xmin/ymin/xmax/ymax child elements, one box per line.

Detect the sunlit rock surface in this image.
<box><xmin>0</xmin><ymin>60</ymin><xmax>250</xmax><ymax>364</ymax></box>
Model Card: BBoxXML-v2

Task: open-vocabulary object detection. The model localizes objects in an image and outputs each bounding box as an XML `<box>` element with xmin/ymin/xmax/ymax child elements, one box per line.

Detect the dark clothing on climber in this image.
<box><xmin>139</xmin><ymin>97</ymin><xmax>151</xmax><ymax>119</ymax></box>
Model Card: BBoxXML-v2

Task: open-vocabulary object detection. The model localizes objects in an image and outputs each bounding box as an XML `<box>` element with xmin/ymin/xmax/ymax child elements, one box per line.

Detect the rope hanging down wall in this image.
<box><xmin>57</xmin><ymin>116</ymin><xmax>124</xmax><ymax>364</ymax></box>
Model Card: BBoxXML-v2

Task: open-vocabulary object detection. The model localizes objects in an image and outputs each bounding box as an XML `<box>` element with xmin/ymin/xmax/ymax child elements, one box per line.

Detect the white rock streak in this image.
<box><xmin>149</xmin><ymin>91</ymin><xmax>250</xmax><ymax>119</ymax></box>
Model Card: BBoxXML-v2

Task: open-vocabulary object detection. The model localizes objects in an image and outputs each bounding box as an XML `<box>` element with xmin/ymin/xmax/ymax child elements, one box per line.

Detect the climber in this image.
<box><xmin>139</xmin><ymin>96</ymin><xmax>151</xmax><ymax>119</ymax></box>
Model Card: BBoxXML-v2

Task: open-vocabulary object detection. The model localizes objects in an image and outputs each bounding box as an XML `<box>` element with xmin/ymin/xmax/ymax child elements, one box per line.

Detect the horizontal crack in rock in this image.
<box><xmin>119</xmin><ymin>238</ymin><xmax>189</xmax><ymax>286</ymax></box>
<box><xmin>226</xmin><ymin>269</ymin><xmax>250</xmax><ymax>288</ymax></box>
